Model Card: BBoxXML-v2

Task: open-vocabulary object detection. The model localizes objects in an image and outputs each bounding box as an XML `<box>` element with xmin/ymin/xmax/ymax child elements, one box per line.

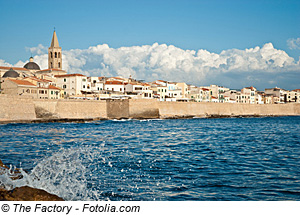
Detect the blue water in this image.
<box><xmin>0</xmin><ymin>117</ymin><xmax>300</xmax><ymax>201</ymax></box>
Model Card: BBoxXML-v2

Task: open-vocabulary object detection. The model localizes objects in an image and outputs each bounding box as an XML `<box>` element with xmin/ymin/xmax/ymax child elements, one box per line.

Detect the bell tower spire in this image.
<box><xmin>48</xmin><ymin>29</ymin><xmax>62</xmax><ymax>69</ymax></box>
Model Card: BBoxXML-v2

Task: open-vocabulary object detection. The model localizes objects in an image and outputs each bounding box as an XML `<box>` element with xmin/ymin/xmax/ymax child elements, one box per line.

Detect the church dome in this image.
<box><xmin>23</xmin><ymin>57</ymin><xmax>40</xmax><ymax>70</ymax></box>
<box><xmin>2</xmin><ymin>68</ymin><xmax>20</xmax><ymax>78</ymax></box>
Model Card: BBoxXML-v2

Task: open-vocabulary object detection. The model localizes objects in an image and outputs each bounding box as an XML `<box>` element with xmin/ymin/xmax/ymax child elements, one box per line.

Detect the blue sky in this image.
<box><xmin>0</xmin><ymin>0</ymin><xmax>299</xmax><ymax>89</ymax></box>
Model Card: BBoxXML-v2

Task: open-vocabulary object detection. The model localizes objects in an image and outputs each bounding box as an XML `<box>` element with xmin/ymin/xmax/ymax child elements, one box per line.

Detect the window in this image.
<box><xmin>51</xmin><ymin>91</ymin><xmax>53</xmax><ymax>95</ymax></box>
<box><xmin>83</xmin><ymin>85</ymin><xmax>85</xmax><ymax>89</ymax></box>
<box><xmin>55</xmin><ymin>52</ymin><xmax>57</xmax><ymax>58</ymax></box>
<box><xmin>58</xmin><ymin>52</ymin><xmax>60</xmax><ymax>58</ymax></box>
<box><xmin>83</xmin><ymin>79</ymin><xmax>86</xmax><ymax>82</ymax></box>
<box><xmin>93</xmin><ymin>80</ymin><xmax>96</xmax><ymax>84</ymax></box>
<box><xmin>51</xmin><ymin>62</ymin><xmax>53</xmax><ymax>68</ymax></box>
<box><xmin>58</xmin><ymin>62</ymin><xmax>61</xmax><ymax>68</ymax></box>
<box><xmin>64</xmin><ymin>78</ymin><xmax>66</xmax><ymax>82</ymax></box>
<box><xmin>63</xmin><ymin>85</ymin><xmax>66</xmax><ymax>89</ymax></box>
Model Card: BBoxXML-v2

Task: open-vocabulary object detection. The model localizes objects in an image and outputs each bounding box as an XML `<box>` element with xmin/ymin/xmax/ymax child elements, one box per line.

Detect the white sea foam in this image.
<box><xmin>0</xmin><ymin>146</ymin><xmax>104</xmax><ymax>201</ymax></box>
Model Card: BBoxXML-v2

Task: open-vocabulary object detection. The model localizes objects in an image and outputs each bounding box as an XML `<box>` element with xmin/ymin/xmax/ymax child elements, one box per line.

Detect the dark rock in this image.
<box><xmin>0</xmin><ymin>159</ymin><xmax>64</xmax><ymax>201</ymax></box>
<box><xmin>0</xmin><ymin>186</ymin><xmax>64</xmax><ymax>201</ymax></box>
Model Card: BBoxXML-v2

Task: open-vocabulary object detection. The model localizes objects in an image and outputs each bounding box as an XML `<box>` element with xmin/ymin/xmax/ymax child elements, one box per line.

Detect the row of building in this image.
<box><xmin>0</xmin><ymin>30</ymin><xmax>299</xmax><ymax>104</ymax></box>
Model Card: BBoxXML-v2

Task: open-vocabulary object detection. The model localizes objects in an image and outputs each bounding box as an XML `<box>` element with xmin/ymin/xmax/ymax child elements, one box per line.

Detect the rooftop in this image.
<box><xmin>55</xmin><ymin>74</ymin><xmax>85</xmax><ymax>78</ymax></box>
<box><xmin>8</xmin><ymin>79</ymin><xmax>36</xmax><ymax>86</ymax></box>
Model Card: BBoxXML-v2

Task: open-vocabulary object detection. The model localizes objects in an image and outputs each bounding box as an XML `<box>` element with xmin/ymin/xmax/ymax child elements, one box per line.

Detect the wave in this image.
<box><xmin>0</xmin><ymin>146</ymin><xmax>104</xmax><ymax>201</ymax></box>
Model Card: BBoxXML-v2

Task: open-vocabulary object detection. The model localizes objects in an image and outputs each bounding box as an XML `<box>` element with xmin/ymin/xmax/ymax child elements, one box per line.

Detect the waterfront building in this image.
<box><xmin>221</xmin><ymin>90</ymin><xmax>238</xmax><ymax>103</ymax></box>
<box><xmin>55</xmin><ymin>74</ymin><xmax>87</xmax><ymax>98</ymax></box>
<box><xmin>166</xmin><ymin>82</ymin><xmax>182</xmax><ymax>101</ymax></box>
<box><xmin>150</xmin><ymin>81</ymin><xmax>168</xmax><ymax>101</ymax></box>
<box><xmin>286</xmin><ymin>90</ymin><xmax>299</xmax><ymax>103</ymax></box>
<box><xmin>206</xmin><ymin>85</ymin><xmax>230</xmax><ymax>103</ymax></box>
<box><xmin>188</xmin><ymin>86</ymin><xmax>201</xmax><ymax>102</ymax></box>
<box><xmin>176</xmin><ymin>82</ymin><xmax>189</xmax><ymax>98</ymax></box>
<box><xmin>87</xmin><ymin>77</ymin><xmax>105</xmax><ymax>93</ymax></box>
<box><xmin>104</xmin><ymin>81</ymin><xmax>125</xmax><ymax>93</ymax></box>
<box><xmin>125</xmin><ymin>82</ymin><xmax>153</xmax><ymax>99</ymax></box>
<box><xmin>1</xmin><ymin>78</ymin><xmax>61</xmax><ymax>99</ymax></box>
<box><xmin>265</xmin><ymin>87</ymin><xmax>288</xmax><ymax>103</ymax></box>
<box><xmin>241</xmin><ymin>86</ymin><xmax>257</xmax><ymax>104</ymax></box>
<box><xmin>2</xmin><ymin>79</ymin><xmax>37</xmax><ymax>98</ymax></box>
<box><xmin>155</xmin><ymin>85</ymin><xmax>168</xmax><ymax>101</ymax></box>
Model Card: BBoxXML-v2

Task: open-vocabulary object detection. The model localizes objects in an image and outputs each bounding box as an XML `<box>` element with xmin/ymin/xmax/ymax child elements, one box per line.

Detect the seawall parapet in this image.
<box><xmin>0</xmin><ymin>95</ymin><xmax>299</xmax><ymax>123</ymax></box>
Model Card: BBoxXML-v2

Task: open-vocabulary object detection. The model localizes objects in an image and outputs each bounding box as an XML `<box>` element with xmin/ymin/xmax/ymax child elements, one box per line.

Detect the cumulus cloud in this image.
<box><xmin>25</xmin><ymin>44</ymin><xmax>47</xmax><ymax>55</ymax></box>
<box><xmin>287</xmin><ymin>38</ymin><xmax>300</xmax><ymax>50</ymax></box>
<box><xmin>1</xmin><ymin>42</ymin><xmax>300</xmax><ymax>90</ymax></box>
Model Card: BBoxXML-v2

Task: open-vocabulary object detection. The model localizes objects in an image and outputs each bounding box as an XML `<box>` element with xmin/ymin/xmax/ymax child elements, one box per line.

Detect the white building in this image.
<box><xmin>55</xmin><ymin>74</ymin><xmax>87</xmax><ymax>97</ymax></box>
<box><xmin>125</xmin><ymin>82</ymin><xmax>153</xmax><ymax>98</ymax></box>
<box><xmin>104</xmin><ymin>81</ymin><xmax>125</xmax><ymax>93</ymax></box>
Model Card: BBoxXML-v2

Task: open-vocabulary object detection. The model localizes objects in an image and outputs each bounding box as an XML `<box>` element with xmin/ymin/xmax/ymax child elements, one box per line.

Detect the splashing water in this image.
<box><xmin>0</xmin><ymin>146</ymin><xmax>104</xmax><ymax>201</ymax></box>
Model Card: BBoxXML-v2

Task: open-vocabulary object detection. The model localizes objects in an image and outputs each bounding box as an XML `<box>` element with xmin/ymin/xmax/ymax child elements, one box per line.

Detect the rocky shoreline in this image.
<box><xmin>0</xmin><ymin>114</ymin><xmax>294</xmax><ymax>124</ymax></box>
<box><xmin>0</xmin><ymin>159</ymin><xmax>64</xmax><ymax>201</ymax></box>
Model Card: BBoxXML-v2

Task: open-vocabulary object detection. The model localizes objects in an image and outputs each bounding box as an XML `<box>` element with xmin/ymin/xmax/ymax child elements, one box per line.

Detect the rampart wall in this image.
<box><xmin>33</xmin><ymin>99</ymin><xmax>107</xmax><ymax>119</ymax></box>
<box><xmin>0</xmin><ymin>95</ymin><xmax>299</xmax><ymax>123</ymax></box>
<box><xmin>158</xmin><ymin>102</ymin><xmax>300</xmax><ymax>118</ymax></box>
<box><xmin>0</xmin><ymin>95</ymin><xmax>36</xmax><ymax>121</ymax></box>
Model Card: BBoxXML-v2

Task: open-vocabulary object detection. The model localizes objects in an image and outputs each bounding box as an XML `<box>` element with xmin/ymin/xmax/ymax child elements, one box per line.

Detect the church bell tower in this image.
<box><xmin>48</xmin><ymin>30</ymin><xmax>62</xmax><ymax>69</ymax></box>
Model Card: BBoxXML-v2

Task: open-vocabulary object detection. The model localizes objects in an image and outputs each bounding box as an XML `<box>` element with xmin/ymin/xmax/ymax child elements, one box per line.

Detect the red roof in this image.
<box><xmin>24</xmin><ymin>77</ymin><xmax>52</xmax><ymax>82</ymax></box>
<box><xmin>9</xmin><ymin>79</ymin><xmax>36</xmax><ymax>86</ymax></box>
<box><xmin>105</xmin><ymin>81</ymin><xmax>124</xmax><ymax>85</ymax></box>
<box><xmin>48</xmin><ymin>85</ymin><xmax>61</xmax><ymax>90</ymax></box>
<box><xmin>0</xmin><ymin>66</ymin><xmax>29</xmax><ymax>71</ymax></box>
<box><xmin>201</xmin><ymin>88</ymin><xmax>210</xmax><ymax>91</ymax></box>
<box><xmin>110</xmin><ymin>77</ymin><xmax>125</xmax><ymax>80</ymax></box>
<box><xmin>55</xmin><ymin>74</ymin><xmax>85</xmax><ymax>78</ymax></box>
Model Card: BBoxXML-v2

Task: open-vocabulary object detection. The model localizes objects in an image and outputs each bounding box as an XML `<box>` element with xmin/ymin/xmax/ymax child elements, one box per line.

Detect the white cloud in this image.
<box><xmin>287</xmin><ymin>38</ymin><xmax>300</xmax><ymax>50</ymax></box>
<box><xmin>1</xmin><ymin>42</ymin><xmax>300</xmax><ymax>90</ymax></box>
<box><xmin>0</xmin><ymin>59</ymin><xmax>12</xmax><ymax>67</ymax></box>
<box><xmin>25</xmin><ymin>44</ymin><xmax>47</xmax><ymax>55</ymax></box>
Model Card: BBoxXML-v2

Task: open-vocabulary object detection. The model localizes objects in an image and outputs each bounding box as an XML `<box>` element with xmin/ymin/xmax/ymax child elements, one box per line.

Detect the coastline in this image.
<box><xmin>0</xmin><ymin>95</ymin><xmax>299</xmax><ymax>124</ymax></box>
<box><xmin>0</xmin><ymin>114</ymin><xmax>298</xmax><ymax>125</ymax></box>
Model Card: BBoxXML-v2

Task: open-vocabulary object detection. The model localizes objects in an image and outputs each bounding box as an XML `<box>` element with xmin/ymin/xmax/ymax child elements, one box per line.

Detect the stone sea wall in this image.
<box><xmin>0</xmin><ymin>95</ymin><xmax>36</xmax><ymax>121</ymax></box>
<box><xmin>33</xmin><ymin>99</ymin><xmax>107</xmax><ymax>119</ymax></box>
<box><xmin>0</xmin><ymin>95</ymin><xmax>299</xmax><ymax>123</ymax></box>
<box><xmin>158</xmin><ymin>102</ymin><xmax>300</xmax><ymax>118</ymax></box>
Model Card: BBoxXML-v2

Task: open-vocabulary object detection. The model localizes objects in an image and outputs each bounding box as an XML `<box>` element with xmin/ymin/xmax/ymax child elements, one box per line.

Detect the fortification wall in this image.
<box><xmin>0</xmin><ymin>95</ymin><xmax>299</xmax><ymax>123</ymax></box>
<box><xmin>33</xmin><ymin>99</ymin><xmax>107</xmax><ymax>119</ymax></box>
<box><xmin>0</xmin><ymin>95</ymin><xmax>36</xmax><ymax>121</ymax></box>
<box><xmin>106</xmin><ymin>99</ymin><xmax>129</xmax><ymax>119</ymax></box>
<box><xmin>158</xmin><ymin>102</ymin><xmax>300</xmax><ymax>118</ymax></box>
<box><xmin>129</xmin><ymin>99</ymin><xmax>159</xmax><ymax>118</ymax></box>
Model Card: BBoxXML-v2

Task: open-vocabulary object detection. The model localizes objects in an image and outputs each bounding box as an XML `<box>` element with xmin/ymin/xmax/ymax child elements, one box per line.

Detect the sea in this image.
<box><xmin>0</xmin><ymin>116</ymin><xmax>300</xmax><ymax>201</ymax></box>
